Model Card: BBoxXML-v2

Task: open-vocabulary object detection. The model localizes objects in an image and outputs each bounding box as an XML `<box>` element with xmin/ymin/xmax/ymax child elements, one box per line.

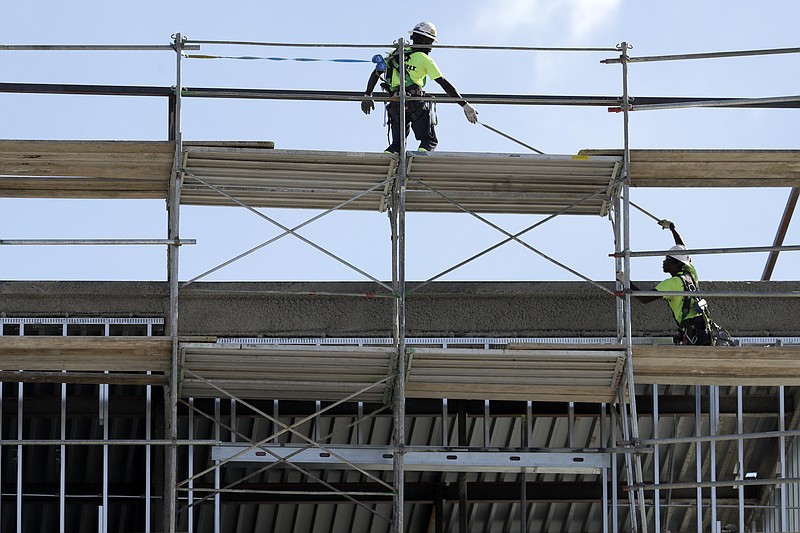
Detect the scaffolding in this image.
<box><xmin>0</xmin><ymin>34</ymin><xmax>799</xmax><ymax>532</ymax></box>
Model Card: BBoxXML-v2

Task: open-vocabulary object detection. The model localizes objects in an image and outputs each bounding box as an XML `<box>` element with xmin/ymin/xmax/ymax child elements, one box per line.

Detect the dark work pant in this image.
<box><xmin>675</xmin><ymin>315</ymin><xmax>712</xmax><ymax>346</ymax></box>
<box><xmin>385</xmin><ymin>100</ymin><xmax>438</xmax><ymax>153</ymax></box>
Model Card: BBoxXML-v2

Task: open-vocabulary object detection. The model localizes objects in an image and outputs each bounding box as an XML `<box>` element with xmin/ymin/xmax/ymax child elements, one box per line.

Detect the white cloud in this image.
<box><xmin>473</xmin><ymin>0</ymin><xmax>622</xmax><ymax>43</ymax></box>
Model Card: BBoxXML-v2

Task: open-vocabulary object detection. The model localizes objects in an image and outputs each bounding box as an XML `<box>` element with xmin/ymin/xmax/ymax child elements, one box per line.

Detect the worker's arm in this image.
<box><xmin>361</xmin><ymin>71</ymin><xmax>381</xmax><ymax>115</ymax></box>
<box><xmin>658</xmin><ymin>219</ymin><xmax>685</xmax><ymax>246</ymax></box>
<box><xmin>618</xmin><ymin>272</ymin><xmax>662</xmax><ymax>303</ymax></box>
<box><xmin>433</xmin><ymin>76</ymin><xmax>478</xmax><ymax>123</ymax></box>
<box><xmin>629</xmin><ymin>280</ymin><xmax>662</xmax><ymax>303</ymax></box>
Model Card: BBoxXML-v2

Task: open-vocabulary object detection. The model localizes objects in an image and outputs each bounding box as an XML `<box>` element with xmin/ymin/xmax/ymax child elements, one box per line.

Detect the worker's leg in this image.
<box><xmin>410</xmin><ymin>102</ymin><xmax>438</xmax><ymax>151</ymax></box>
<box><xmin>385</xmin><ymin>102</ymin><xmax>411</xmax><ymax>154</ymax></box>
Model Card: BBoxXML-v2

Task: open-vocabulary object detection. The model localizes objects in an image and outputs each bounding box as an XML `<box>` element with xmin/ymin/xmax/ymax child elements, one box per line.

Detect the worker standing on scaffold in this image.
<box><xmin>628</xmin><ymin>220</ymin><xmax>713</xmax><ymax>346</ymax></box>
<box><xmin>360</xmin><ymin>21</ymin><xmax>478</xmax><ymax>153</ymax></box>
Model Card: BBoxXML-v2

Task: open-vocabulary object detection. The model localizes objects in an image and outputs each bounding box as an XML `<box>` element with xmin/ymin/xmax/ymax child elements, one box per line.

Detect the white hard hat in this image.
<box><xmin>410</xmin><ymin>21</ymin><xmax>437</xmax><ymax>41</ymax></box>
<box><xmin>667</xmin><ymin>244</ymin><xmax>691</xmax><ymax>265</ymax></box>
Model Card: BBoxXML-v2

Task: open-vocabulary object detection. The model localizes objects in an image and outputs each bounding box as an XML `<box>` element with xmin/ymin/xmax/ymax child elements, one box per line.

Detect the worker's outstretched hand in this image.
<box><xmin>361</xmin><ymin>96</ymin><xmax>375</xmax><ymax>115</ymax></box>
<box><xmin>462</xmin><ymin>102</ymin><xmax>478</xmax><ymax>124</ymax></box>
<box><xmin>658</xmin><ymin>219</ymin><xmax>675</xmax><ymax>230</ymax></box>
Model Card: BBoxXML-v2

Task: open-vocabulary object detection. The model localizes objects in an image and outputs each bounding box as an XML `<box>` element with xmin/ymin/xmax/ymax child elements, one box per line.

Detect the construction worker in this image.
<box><xmin>360</xmin><ymin>21</ymin><xmax>478</xmax><ymax>153</ymax></box>
<box><xmin>628</xmin><ymin>220</ymin><xmax>713</xmax><ymax>345</ymax></box>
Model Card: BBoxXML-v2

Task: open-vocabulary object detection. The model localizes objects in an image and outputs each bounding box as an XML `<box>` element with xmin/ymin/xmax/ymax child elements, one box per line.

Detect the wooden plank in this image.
<box><xmin>0</xmin><ymin>140</ymin><xmax>175</xmax><ymax>154</ymax></box>
<box><xmin>633</xmin><ymin>345</ymin><xmax>800</xmax><ymax>385</ymax></box>
<box><xmin>579</xmin><ymin>149</ymin><xmax>800</xmax><ymax>187</ymax></box>
<box><xmin>409</xmin><ymin>362</ymin><xmax>618</xmax><ymax>372</ymax></box>
<box><xmin>0</xmin><ymin>187</ymin><xmax>166</xmax><ymax>200</ymax></box>
<box><xmin>405</xmin><ymin>383</ymin><xmax>615</xmax><ymax>403</ymax></box>
<box><xmin>411</xmin><ymin>348</ymin><xmax>622</xmax><ymax>362</ymax></box>
<box><xmin>0</xmin><ymin>337</ymin><xmax>171</xmax><ymax>372</ymax></box>
<box><xmin>507</xmin><ymin>343</ymin><xmax>625</xmax><ymax>351</ymax></box>
<box><xmin>179</xmin><ymin>385</ymin><xmax>385</xmax><ymax>402</ymax></box>
<box><xmin>184</xmin><ymin>370</ymin><xmax>388</xmax><ymax>381</ymax></box>
<box><xmin>0</xmin><ymin>140</ymin><xmax>174</xmax><ymax>199</ymax></box>
<box><xmin>184</xmin><ymin>352</ymin><xmax>391</xmax><ymax>363</ymax></box>
<box><xmin>180</xmin><ymin>379</ymin><xmax>387</xmax><ymax>401</ymax></box>
<box><xmin>0</xmin><ymin>371</ymin><xmax>168</xmax><ymax>386</ymax></box>
<box><xmin>184</xmin><ymin>141</ymin><xmax>276</xmax><ymax>150</ymax></box>
<box><xmin>0</xmin><ymin>140</ymin><xmax>174</xmax><ymax>177</ymax></box>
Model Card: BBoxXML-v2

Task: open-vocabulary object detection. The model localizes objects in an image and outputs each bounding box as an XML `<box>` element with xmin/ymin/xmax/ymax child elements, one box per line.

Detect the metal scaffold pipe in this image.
<box><xmin>0</xmin><ymin>239</ymin><xmax>196</xmax><ymax>245</ymax></box>
<box><xmin>184</xmin><ymin>39</ymin><xmax>618</xmax><ymax>52</ymax></box>
<box><xmin>625</xmin><ymin>290</ymin><xmax>800</xmax><ymax>298</ymax></box>
<box><xmin>603</xmin><ymin>46</ymin><xmax>800</xmax><ymax>64</ymax></box>
<box><xmin>632</xmin><ymin>477</ymin><xmax>800</xmax><ymax>492</ymax></box>
<box><xmin>613</xmin><ymin>95</ymin><xmax>800</xmax><ymax>113</ymax></box>
<box><xmin>623</xmin><ymin>427</ymin><xmax>800</xmax><ymax>447</ymax></box>
<box><xmin>0</xmin><ymin>44</ymin><xmax>200</xmax><ymax>51</ymax></box>
<box><xmin>614</xmin><ymin>243</ymin><xmax>800</xmax><ymax>258</ymax></box>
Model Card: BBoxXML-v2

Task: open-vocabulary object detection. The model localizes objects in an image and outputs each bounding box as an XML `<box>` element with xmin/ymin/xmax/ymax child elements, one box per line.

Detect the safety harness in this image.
<box><xmin>671</xmin><ymin>272</ymin><xmax>710</xmax><ymax>345</ymax></box>
<box><xmin>380</xmin><ymin>48</ymin><xmax>424</xmax><ymax>95</ymax></box>
<box><xmin>676</xmin><ymin>271</ymin><xmax>708</xmax><ymax>327</ymax></box>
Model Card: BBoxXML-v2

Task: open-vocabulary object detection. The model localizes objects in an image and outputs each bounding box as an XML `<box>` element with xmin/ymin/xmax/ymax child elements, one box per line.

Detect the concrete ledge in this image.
<box><xmin>1</xmin><ymin>281</ymin><xmax>798</xmax><ymax>338</ymax></box>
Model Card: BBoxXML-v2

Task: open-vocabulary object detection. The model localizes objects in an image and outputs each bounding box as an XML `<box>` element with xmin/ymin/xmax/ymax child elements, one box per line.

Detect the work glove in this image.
<box><xmin>462</xmin><ymin>102</ymin><xmax>478</xmax><ymax>124</ymax></box>
<box><xmin>361</xmin><ymin>95</ymin><xmax>375</xmax><ymax>115</ymax></box>
<box><xmin>658</xmin><ymin>219</ymin><xmax>675</xmax><ymax>230</ymax></box>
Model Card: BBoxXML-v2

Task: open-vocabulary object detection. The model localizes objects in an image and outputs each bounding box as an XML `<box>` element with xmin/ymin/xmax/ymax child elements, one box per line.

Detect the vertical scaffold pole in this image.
<box><xmin>736</xmin><ymin>386</ymin><xmax>745</xmax><ymax>531</ymax></box>
<box><xmin>614</xmin><ymin>191</ymin><xmax>624</xmax><ymax>342</ymax></box>
<box><xmin>619</xmin><ymin>41</ymin><xmax>649</xmax><ymax>533</ymax></box>
<box><xmin>653</xmin><ymin>385</ymin><xmax>661</xmax><ymax>531</ymax></box>
<box><xmin>780</xmin><ymin>386</ymin><xmax>788</xmax><ymax>529</ymax></box>
<box><xmin>165</xmin><ymin>32</ymin><xmax>185</xmax><ymax>533</ymax></box>
<box><xmin>391</xmin><ymin>36</ymin><xmax>408</xmax><ymax>533</ymax></box>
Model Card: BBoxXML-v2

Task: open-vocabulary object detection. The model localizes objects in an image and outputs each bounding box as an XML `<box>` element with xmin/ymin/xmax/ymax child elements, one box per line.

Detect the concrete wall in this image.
<box><xmin>1</xmin><ymin>281</ymin><xmax>798</xmax><ymax>338</ymax></box>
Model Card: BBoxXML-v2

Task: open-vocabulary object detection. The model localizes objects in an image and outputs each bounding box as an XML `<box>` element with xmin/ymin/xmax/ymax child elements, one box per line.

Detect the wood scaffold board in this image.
<box><xmin>633</xmin><ymin>344</ymin><xmax>800</xmax><ymax>386</ymax></box>
<box><xmin>181</xmin><ymin>147</ymin><xmax>622</xmax><ymax>215</ymax></box>
<box><xmin>0</xmin><ymin>140</ymin><xmax>174</xmax><ymax>199</ymax></box>
<box><xmin>179</xmin><ymin>342</ymin><xmax>628</xmax><ymax>404</ymax></box>
<box><xmin>579</xmin><ymin>149</ymin><xmax>800</xmax><ymax>187</ymax></box>
<box><xmin>406</xmin><ymin>346</ymin><xmax>626</xmax><ymax>403</ymax></box>
<box><xmin>179</xmin><ymin>343</ymin><xmax>395</xmax><ymax>402</ymax></box>
<box><xmin>0</xmin><ymin>336</ymin><xmax>171</xmax><ymax>385</ymax></box>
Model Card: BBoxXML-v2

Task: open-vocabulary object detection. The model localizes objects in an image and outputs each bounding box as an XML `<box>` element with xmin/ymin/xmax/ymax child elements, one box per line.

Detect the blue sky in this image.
<box><xmin>1</xmin><ymin>1</ymin><xmax>798</xmax><ymax>283</ymax></box>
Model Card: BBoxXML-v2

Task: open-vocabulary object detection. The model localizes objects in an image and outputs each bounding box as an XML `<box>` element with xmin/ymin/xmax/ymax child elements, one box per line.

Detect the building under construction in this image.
<box><xmin>1</xmin><ymin>35</ymin><xmax>799</xmax><ymax>532</ymax></box>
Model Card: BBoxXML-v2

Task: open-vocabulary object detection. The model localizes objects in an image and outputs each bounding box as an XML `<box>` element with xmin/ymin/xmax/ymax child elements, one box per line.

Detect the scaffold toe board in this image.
<box><xmin>0</xmin><ymin>336</ymin><xmax>171</xmax><ymax>384</ymax></box>
<box><xmin>579</xmin><ymin>149</ymin><xmax>800</xmax><ymax>187</ymax></box>
<box><xmin>179</xmin><ymin>343</ymin><xmax>394</xmax><ymax>401</ymax></box>
<box><xmin>633</xmin><ymin>345</ymin><xmax>800</xmax><ymax>385</ymax></box>
<box><xmin>406</xmin><ymin>346</ymin><xmax>626</xmax><ymax>403</ymax></box>
<box><xmin>180</xmin><ymin>147</ymin><xmax>622</xmax><ymax>215</ymax></box>
<box><xmin>0</xmin><ymin>140</ymin><xmax>174</xmax><ymax>198</ymax></box>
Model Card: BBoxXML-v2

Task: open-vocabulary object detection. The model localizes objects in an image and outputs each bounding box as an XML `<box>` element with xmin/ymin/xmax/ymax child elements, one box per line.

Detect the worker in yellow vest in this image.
<box><xmin>628</xmin><ymin>220</ymin><xmax>713</xmax><ymax>345</ymax></box>
<box><xmin>361</xmin><ymin>21</ymin><xmax>478</xmax><ymax>153</ymax></box>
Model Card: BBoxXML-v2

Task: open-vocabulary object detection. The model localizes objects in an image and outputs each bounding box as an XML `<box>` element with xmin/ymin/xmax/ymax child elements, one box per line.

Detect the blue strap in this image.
<box><xmin>184</xmin><ymin>53</ymin><xmax>371</xmax><ymax>63</ymax></box>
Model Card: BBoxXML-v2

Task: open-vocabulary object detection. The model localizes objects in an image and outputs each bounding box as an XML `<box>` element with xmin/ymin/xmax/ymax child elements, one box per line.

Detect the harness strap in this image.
<box><xmin>383</xmin><ymin>49</ymin><xmax>423</xmax><ymax>92</ymax></box>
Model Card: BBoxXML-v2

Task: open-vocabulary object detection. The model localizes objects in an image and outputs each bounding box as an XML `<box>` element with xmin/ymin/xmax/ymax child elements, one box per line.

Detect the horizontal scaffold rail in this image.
<box><xmin>4</xmin><ymin>82</ymin><xmax>800</xmax><ymax>109</ymax></box>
